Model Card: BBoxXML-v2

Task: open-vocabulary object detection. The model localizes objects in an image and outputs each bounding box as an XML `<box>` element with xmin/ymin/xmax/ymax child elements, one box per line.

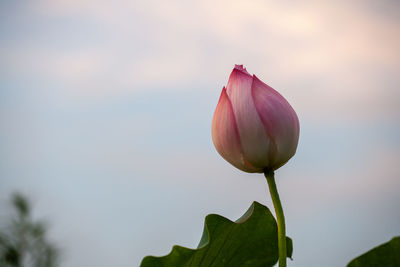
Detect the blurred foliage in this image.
<box><xmin>141</xmin><ymin>201</ymin><xmax>292</xmax><ymax>267</ymax></box>
<box><xmin>0</xmin><ymin>193</ymin><xmax>60</xmax><ymax>267</ymax></box>
<box><xmin>347</xmin><ymin>236</ymin><xmax>400</xmax><ymax>267</ymax></box>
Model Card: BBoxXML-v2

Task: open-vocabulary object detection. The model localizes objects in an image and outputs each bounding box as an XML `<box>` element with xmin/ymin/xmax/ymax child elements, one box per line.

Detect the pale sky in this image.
<box><xmin>1</xmin><ymin>1</ymin><xmax>400</xmax><ymax>266</ymax></box>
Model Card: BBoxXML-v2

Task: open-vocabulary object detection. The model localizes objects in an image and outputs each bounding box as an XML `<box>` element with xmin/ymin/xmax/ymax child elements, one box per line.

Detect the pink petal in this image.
<box><xmin>212</xmin><ymin>88</ymin><xmax>260</xmax><ymax>173</ymax></box>
<box><xmin>226</xmin><ymin>67</ymin><xmax>272</xmax><ymax>170</ymax></box>
<box><xmin>251</xmin><ymin>76</ymin><xmax>300</xmax><ymax>170</ymax></box>
<box><xmin>233</xmin><ymin>64</ymin><xmax>251</xmax><ymax>76</ymax></box>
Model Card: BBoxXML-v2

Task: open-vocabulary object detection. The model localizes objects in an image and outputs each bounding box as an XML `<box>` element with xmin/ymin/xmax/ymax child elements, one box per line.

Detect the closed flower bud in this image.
<box><xmin>212</xmin><ymin>65</ymin><xmax>300</xmax><ymax>173</ymax></box>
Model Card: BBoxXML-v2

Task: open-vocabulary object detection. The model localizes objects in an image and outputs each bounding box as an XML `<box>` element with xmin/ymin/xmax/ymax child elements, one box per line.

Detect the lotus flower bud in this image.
<box><xmin>212</xmin><ymin>65</ymin><xmax>300</xmax><ymax>173</ymax></box>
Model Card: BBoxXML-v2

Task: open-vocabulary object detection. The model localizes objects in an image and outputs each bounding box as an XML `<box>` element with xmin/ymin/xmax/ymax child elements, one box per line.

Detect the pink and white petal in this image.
<box><xmin>212</xmin><ymin>88</ymin><xmax>261</xmax><ymax>173</ymax></box>
<box><xmin>233</xmin><ymin>64</ymin><xmax>251</xmax><ymax>76</ymax></box>
<box><xmin>226</xmin><ymin>67</ymin><xmax>272</xmax><ymax>170</ymax></box>
<box><xmin>251</xmin><ymin>76</ymin><xmax>300</xmax><ymax>170</ymax></box>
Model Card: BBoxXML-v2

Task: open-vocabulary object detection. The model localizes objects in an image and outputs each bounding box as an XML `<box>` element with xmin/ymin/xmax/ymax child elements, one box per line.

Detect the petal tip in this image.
<box><xmin>217</xmin><ymin>86</ymin><xmax>227</xmax><ymax>102</ymax></box>
<box><xmin>234</xmin><ymin>64</ymin><xmax>251</xmax><ymax>76</ymax></box>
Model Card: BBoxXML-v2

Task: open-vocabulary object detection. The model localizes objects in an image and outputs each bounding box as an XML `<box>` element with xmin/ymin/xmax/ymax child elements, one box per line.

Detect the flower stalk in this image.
<box><xmin>265</xmin><ymin>169</ymin><xmax>286</xmax><ymax>267</ymax></box>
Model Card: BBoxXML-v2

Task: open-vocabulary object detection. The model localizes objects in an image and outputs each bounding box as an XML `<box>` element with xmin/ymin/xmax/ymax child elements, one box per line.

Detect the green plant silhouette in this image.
<box><xmin>0</xmin><ymin>193</ymin><xmax>59</xmax><ymax>267</ymax></box>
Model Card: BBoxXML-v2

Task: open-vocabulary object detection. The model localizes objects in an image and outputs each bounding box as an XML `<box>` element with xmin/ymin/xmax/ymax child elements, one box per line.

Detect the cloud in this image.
<box><xmin>1</xmin><ymin>0</ymin><xmax>399</xmax><ymax>119</ymax></box>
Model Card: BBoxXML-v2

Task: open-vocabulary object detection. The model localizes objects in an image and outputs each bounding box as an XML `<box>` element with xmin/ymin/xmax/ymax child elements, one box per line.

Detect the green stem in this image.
<box><xmin>264</xmin><ymin>170</ymin><xmax>286</xmax><ymax>267</ymax></box>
